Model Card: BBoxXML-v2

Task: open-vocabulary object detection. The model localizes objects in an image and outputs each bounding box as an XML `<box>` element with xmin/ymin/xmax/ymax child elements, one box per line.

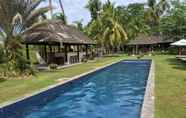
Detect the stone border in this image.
<box><xmin>140</xmin><ymin>60</ymin><xmax>155</xmax><ymax>118</ymax></box>
<box><xmin>0</xmin><ymin>59</ymin><xmax>123</xmax><ymax>109</ymax></box>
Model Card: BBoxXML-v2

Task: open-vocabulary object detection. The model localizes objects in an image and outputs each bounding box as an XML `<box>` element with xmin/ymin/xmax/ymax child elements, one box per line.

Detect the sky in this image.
<box><xmin>42</xmin><ymin>0</ymin><xmax>147</xmax><ymax>25</ymax></box>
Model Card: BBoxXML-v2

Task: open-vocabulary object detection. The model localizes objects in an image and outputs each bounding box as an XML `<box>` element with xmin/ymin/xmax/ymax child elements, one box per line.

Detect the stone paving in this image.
<box><xmin>140</xmin><ymin>60</ymin><xmax>155</xmax><ymax>118</ymax></box>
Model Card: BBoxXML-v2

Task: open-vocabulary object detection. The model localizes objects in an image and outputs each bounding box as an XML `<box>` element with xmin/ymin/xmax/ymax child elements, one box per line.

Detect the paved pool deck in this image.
<box><xmin>140</xmin><ymin>60</ymin><xmax>155</xmax><ymax>118</ymax></box>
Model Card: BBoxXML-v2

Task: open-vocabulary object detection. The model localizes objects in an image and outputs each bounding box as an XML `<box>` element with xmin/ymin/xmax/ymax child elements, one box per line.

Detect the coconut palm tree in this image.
<box><xmin>49</xmin><ymin>0</ymin><xmax>53</xmax><ymax>17</ymax></box>
<box><xmin>146</xmin><ymin>0</ymin><xmax>169</xmax><ymax>34</ymax></box>
<box><xmin>95</xmin><ymin>1</ymin><xmax>128</xmax><ymax>52</ymax></box>
<box><xmin>86</xmin><ymin>0</ymin><xmax>102</xmax><ymax>20</ymax></box>
<box><xmin>58</xmin><ymin>0</ymin><xmax>65</xmax><ymax>15</ymax></box>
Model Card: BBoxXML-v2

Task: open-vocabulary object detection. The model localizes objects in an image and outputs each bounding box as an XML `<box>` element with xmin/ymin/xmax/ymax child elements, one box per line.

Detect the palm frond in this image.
<box><xmin>25</xmin><ymin>7</ymin><xmax>51</xmax><ymax>26</ymax></box>
<box><xmin>26</xmin><ymin>0</ymin><xmax>44</xmax><ymax>15</ymax></box>
<box><xmin>12</xmin><ymin>13</ymin><xmax>23</xmax><ymax>25</ymax></box>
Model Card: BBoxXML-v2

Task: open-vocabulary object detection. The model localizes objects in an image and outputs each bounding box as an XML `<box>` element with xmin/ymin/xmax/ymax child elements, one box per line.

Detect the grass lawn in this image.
<box><xmin>0</xmin><ymin>54</ymin><xmax>186</xmax><ymax>118</ymax></box>
<box><xmin>153</xmin><ymin>55</ymin><xmax>186</xmax><ymax>118</ymax></box>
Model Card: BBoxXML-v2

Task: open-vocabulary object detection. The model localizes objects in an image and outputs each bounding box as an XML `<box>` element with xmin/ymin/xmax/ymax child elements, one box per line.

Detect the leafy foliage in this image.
<box><xmin>53</xmin><ymin>12</ymin><xmax>67</xmax><ymax>24</ymax></box>
<box><xmin>85</xmin><ymin>0</ymin><xmax>128</xmax><ymax>52</ymax></box>
<box><xmin>0</xmin><ymin>0</ymin><xmax>50</xmax><ymax>77</ymax></box>
<box><xmin>74</xmin><ymin>20</ymin><xmax>84</xmax><ymax>32</ymax></box>
<box><xmin>86</xmin><ymin>0</ymin><xmax>102</xmax><ymax>20</ymax></box>
<box><xmin>0</xmin><ymin>45</ymin><xmax>7</xmax><ymax>63</ymax></box>
<box><xmin>145</xmin><ymin>0</ymin><xmax>170</xmax><ymax>34</ymax></box>
<box><xmin>160</xmin><ymin>0</ymin><xmax>186</xmax><ymax>40</ymax></box>
<box><xmin>116</xmin><ymin>4</ymin><xmax>149</xmax><ymax>40</ymax></box>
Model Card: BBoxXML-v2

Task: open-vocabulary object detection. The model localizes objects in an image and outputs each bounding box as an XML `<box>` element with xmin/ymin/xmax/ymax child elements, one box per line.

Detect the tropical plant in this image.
<box><xmin>116</xmin><ymin>3</ymin><xmax>149</xmax><ymax>40</ymax></box>
<box><xmin>58</xmin><ymin>0</ymin><xmax>65</xmax><ymax>15</ymax></box>
<box><xmin>48</xmin><ymin>0</ymin><xmax>53</xmax><ymax>17</ymax></box>
<box><xmin>0</xmin><ymin>45</ymin><xmax>6</xmax><ymax>63</ymax></box>
<box><xmin>74</xmin><ymin>20</ymin><xmax>84</xmax><ymax>32</ymax></box>
<box><xmin>160</xmin><ymin>0</ymin><xmax>186</xmax><ymax>40</ymax></box>
<box><xmin>0</xmin><ymin>0</ymin><xmax>50</xmax><ymax>76</ymax></box>
<box><xmin>86</xmin><ymin>1</ymin><xmax>128</xmax><ymax>52</ymax></box>
<box><xmin>86</xmin><ymin>0</ymin><xmax>102</xmax><ymax>20</ymax></box>
<box><xmin>102</xmin><ymin>2</ymin><xmax>128</xmax><ymax>51</ymax></box>
<box><xmin>53</xmin><ymin>12</ymin><xmax>67</xmax><ymax>24</ymax></box>
<box><xmin>145</xmin><ymin>0</ymin><xmax>169</xmax><ymax>34</ymax></box>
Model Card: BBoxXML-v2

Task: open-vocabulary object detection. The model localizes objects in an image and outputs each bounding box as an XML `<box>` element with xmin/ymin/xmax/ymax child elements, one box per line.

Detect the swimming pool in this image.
<box><xmin>0</xmin><ymin>60</ymin><xmax>151</xmax><ymax>118</ymax></box>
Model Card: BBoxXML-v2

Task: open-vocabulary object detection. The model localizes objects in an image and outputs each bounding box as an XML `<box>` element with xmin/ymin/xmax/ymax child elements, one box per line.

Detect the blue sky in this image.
<box><xmin>42</xmin><ymin>0</ymin><xmax>146</xmax><ymax>25</ymax></box>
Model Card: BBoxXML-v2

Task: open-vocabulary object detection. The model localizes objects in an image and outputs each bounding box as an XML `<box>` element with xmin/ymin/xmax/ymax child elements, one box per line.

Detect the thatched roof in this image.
<box><xmin>128</xmin><ymin>34</ymin><xmax>173</xmax><ymax>45</ymax></box>
<box><xmin>23</xmin><ymin>21</ymin><xmax>95</xmax><ymax>45</ymax></box>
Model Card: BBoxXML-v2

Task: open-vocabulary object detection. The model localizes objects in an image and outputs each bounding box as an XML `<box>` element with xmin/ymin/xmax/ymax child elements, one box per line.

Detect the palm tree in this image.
<box><xmin>86</xmin><ymin>0</ymin><xmax>102</xmax><ymax>20</ymax></box>
<box><xmin>103</xmin><ymin>18</ymin><xmax>128</xmax><ymax>52</ymax></box>
<box><xmin>47</xmin><ymin>0</ymin><xmax>65</xmax><ymax>19</ymax></box>
<box><xmin>146</xmin><ymin>0</ymin><xmax>169</xmax><ymax>34</ymax></box>
<box><xmin>58</xmin><ymin>0</ymin><xmax>65</xmax><ymax>15</ymax></box>
<box><xmin>0</xmin><ymin>0</ymin><xmax>51</xmax><ymax>74</ymax></box>
<box><xmin>74</xmin><ymin>20</ymin><xmax>84</xmax><ymax>31</ymax></box>
<box><xmin>96</xmin><ymin>1</ymin><xmax>128</xmax><ymax>52</ymax></box>
<box><xmin>0</xmin><ymin>0</ymin><xmax>51</xmax><ymax>43</ymax></box>
<box><xmin>53</xmin><ymin>12</ymin><xmax>67</xmax><ymax>24</ymax></box>
<box><xmin>49</xmin><ymin>0</ymin><xmax>53</xmax><ymax>17</ymax></box>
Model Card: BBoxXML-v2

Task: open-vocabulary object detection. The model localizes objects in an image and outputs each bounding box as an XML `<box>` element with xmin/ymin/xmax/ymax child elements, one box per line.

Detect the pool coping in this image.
<box><xmin>0</xmin><ymin>59</ymin><xmax>124</xmax><ymax>109</ymax></box>
<box><xmin>140</xmin><ymin>60</ymin><xmax>155</xmax><ymax>118</ymax></box>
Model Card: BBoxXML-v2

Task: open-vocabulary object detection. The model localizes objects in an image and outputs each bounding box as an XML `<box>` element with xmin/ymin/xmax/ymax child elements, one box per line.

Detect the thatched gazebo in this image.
<box><xmin>127</xmin><ymin>34</ymin><xmax>173</xmax><ymax>55</ymax></box>
<box><xmin>23</xmin><ymin>21</ymin><xmax>96</xmax><ymax>65</ymax></box>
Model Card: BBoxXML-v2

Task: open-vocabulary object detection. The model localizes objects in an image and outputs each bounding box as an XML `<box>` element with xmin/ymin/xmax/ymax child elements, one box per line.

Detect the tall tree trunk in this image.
<box><xmin>58</xmin><ymin>0</ymin><xmax>65</xmax><ymax>15</ymax></box>
<box><xmin>49</xmin><ymin>0</ymin><xmax>53</xmax><ymax>18</ymax></box>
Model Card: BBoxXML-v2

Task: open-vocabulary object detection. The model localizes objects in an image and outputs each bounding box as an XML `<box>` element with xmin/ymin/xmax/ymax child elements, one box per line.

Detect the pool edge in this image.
<box><xmin>140</xmin><ymin>60</ymin><xmax>155</xmax><ymax>118</ymax></box>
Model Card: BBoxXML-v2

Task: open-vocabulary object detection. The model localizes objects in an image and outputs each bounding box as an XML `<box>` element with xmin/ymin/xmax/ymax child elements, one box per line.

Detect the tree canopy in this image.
<box><xmin>83</xmin><ymin>0</ymin><xmax>186</xmax><ymax>52</ymax></box>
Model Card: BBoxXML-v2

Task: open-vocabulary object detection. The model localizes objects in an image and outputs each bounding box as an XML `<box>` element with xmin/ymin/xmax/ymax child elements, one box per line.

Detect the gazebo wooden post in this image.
<box><xmin>85</xmin><ymin>44</ymin><xmax>88</xmax><ymax>58</ymax></box>
<box><xmin>151</xmin><ymin>45</ymin><xmax>154</xmax><ymax>53</ymax></box>
<box><xmin>64</xmin><ymin>44</ymin><xmax>68</xmax><ymax>62</ymax></box>
<box><xmin>26</xmin><ymin>44</ymin><xmax>30</xmax><ymax>60</ymax></box>
<box><xmin>44</xmin><ymin>44</ymin><xmax>47</xmax><ymax>61</ymax></box>
<box><xmin>58</xmin><ymin>44</ymin><xmax>61</xmax><ymax>52</ymax></box>
<box><xmin>49</xmin><ymin>45</ymin><xmax>52</xmax><ymax>53</ymax></box>
<box><xmin>77</xmin><ymin>45</ymin><xmax>80</xmax><ymax>62</ymax></box>
<box><xmin>91</xmin><ymin>45</ymin><xmax>94</xmax><ymax>57</ymax></box>
<box><xmin>179</xmin><ymin>47</ymin><xmax>182</xmax><ymax>55</ymax></box>
<box><xmin>135</xmin><ymin>45</ymin><xmax>138</xmax><ymax>55</ymax></box>
<box><xmin>132</xmin><ymin>46</ymin><xmax>135</xmax><ymax>55</ymax></box>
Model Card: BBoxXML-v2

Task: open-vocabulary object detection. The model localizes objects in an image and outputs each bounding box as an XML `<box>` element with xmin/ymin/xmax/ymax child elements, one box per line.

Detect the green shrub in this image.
<box><xmin>49</xmin><ymin>63</ymin><xmax>58</xmax><ymax>70</ymax></box>
<box><xmin>15</xmin><ymin>54</ymin><xmax>35</xmax><ymax>75</ymax></box>
<box><xmin>0</xmin><ymin>45</ymin><xmax>7</xmax><ymax>63</ymax></box>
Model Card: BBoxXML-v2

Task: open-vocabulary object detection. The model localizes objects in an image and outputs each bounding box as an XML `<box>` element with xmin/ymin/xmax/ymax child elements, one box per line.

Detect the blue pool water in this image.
<box><xmin>0</xmin><ymin>60</ymin><xmax>151</xmax><ymax>118</ymax></box>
